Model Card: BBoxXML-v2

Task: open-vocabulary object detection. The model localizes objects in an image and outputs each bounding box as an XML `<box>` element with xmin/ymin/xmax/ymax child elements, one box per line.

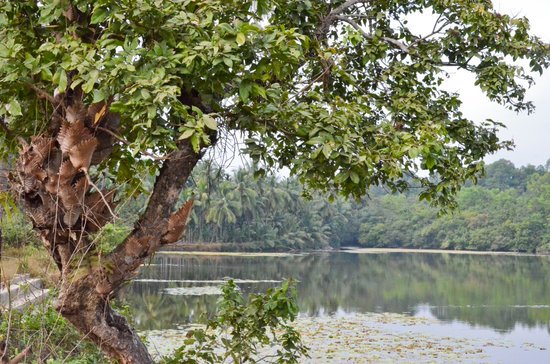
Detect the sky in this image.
<box><xmin>221</xmin><ymin>1</ymin><xmax>550</xmax><ymax>171</ymax></box>
<box><xmin>448</xmin><ymin>0</ymin><xmax>550</xmax><ymax>167</ymax></box>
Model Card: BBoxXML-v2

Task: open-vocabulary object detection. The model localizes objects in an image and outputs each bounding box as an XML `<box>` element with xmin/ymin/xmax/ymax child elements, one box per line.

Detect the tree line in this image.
<box><xmin>161</xmin><ymin>159</ymin><xmax>550</xmax><ymax>253</ymax></box>
<box><xmin>4</xmin><ymin>158</ymin><xmax>549</xmax><ymax>254</ymax></box>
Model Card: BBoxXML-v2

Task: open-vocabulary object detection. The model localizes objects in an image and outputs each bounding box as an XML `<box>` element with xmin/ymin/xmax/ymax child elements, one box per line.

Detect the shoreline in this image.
<box><xmin>156</xmin><ymin>251</ymin><xmax>305</xmax><ymax>257</ymax></box>
<box><xmin>156</xmin><ymin>247</ymin><xmax>546</xmax><ymax>257</ymax></box>
<box><xmin>341</xmin><ymin>247</ymin><xmax>543</xmax><ymax>256</ymax></box>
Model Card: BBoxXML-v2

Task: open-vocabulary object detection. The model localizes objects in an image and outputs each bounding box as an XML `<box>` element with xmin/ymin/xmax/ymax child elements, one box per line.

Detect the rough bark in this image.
<box><xmin>57</xmin><ymin>275</ymin><xmax>154</xmax><ymax>363</ymax></box>
<box><xmin>12</xmin><ymin>93</ymin><xmax>203</xmax><ymax>363</ymax></box>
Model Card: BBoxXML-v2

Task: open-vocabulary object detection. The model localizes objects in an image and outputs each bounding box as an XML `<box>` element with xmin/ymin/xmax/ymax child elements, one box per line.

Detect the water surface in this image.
<box><xmin>122</xmin><ymin>251</ymin><xmax>550</xmax><ymax>362</ymax></box>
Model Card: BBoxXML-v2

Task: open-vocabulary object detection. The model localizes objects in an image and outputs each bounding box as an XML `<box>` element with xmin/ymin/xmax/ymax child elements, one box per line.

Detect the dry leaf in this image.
<box><xmin>57</xmin><ymin>120</ymin><xmax>92</xmax><ymax>153</ymax></box>
<box><xmin>164</xmin><ymin>199</ymin><xmax>194</xmax><ymax>243</ymax></box>
<box><xmin>59</xmin><ymin>159</ymin><xmax>78</xmax><ymax>185</ymax></box>
<box><xmin>94</xmin><ymin>104</ymin><xmax>107</xmax><ymax>125</ymax></box>
<box><xmin>68</xmin><ymin>138</ymin><xmax>98</xmax><ymax>171</ymax></box>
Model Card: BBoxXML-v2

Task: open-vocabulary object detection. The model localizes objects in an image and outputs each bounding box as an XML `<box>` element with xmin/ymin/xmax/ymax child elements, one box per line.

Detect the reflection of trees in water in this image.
<box><xmin>120</xmin><ymin>286</ymin><xmax>220</xmax><ymax>330</ymax></box>
<box><xmin>123</xmin><ymin>253</ymin><xmax>550</xmax><ymax>333</ymax></box>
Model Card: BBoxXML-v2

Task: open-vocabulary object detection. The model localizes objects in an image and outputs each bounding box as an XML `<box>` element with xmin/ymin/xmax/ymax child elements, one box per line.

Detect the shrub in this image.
<box><xmin>163</xmin><ymin>279</ymin><xmax>309</xmax><ymax>364</ymax></box>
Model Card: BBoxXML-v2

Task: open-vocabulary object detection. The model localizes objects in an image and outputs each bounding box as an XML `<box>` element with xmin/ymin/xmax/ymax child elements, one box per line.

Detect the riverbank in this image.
<box><xmin>159</xmin><ymin>244</ymin><xmax>547</xmax><ymax>257</ymax></box>
<box><xmin>341</xmin><ymin>247</ymin><xmax>543</xmax><ymax>256</ymax></box>
<box><xmin>156</xmin><ymin>250</ymin><xmax>305</xmax><ymax>257</ymax></box>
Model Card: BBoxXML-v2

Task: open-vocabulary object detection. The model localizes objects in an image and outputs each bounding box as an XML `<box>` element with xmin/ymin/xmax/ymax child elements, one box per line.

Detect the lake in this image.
<box><xmin>122</xmin><ymin>250</ymin><xmax>550</xmax><ymax>362</ymax></box>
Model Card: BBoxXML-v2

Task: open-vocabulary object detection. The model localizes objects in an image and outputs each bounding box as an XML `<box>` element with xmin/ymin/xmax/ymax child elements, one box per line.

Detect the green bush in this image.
<box><xmin>1</xmin><ymin>210</ymin><xmax>39</xmax><ymax>248</ymax></box>
<box><xmin>92</xmin><ymin>223</ymin><xmax>132</xmax><ymax>255</ymax></box>
<box><xmin>163</xmin><ymin>279</ymin><xmax>309</xmax><ymax>364</ymax></box>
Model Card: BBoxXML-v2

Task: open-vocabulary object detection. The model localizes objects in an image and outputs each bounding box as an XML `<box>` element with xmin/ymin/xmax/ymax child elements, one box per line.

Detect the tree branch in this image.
<box><xmin>335</xmin><ymin>15</ymin><xmax>410</xmax><ymax>52</ymax></box>
<box><xmin>103</xmin><ymin>137</ymin><xmax>201</xmax><ymax>292</ymax></box>
<box><xmin>316</xmin><ymin>0</ymin><xmax>370</xmax><ymax>41</ymax></box>
<box><xmin>330</xmin><ymin>0</ymin><xmax>368</xmax><ymax>16</ymax></box>
<box><xmin>96</xmin><ymin>126</ymin><xmax>170</xmax><ymax>161</ymax></box>
<box><xmin>25</xmin><ymin>83</ymin><xmax>57</xmax><ymax>104</ymax></box>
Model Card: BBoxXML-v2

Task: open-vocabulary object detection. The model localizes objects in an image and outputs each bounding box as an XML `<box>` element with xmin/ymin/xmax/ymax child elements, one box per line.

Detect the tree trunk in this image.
<box><xmin>0</xmin><ymin>205</ymin><xmax>3</xmax><ymax>260</ymax></box>
<box><xmin>12</xmin><ymin>93</ymin><xmax>206</xmax><ymax>362</ymax></box>
<box><xmin>57</xmin><ymin>276</ymin><xmax>153</xmax><ymax>363</ymax></box>
<box><xmin>0</xmin><ymin>158</ymin><xmax>7</xmax><ymax>259</ymax></box>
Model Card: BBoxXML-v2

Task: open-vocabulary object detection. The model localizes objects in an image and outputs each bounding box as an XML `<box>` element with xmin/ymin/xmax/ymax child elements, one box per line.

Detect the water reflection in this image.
<box><xmin>121</xmin><ymin>252</ymin><xmax>550</xmax><ymax>333</ymax></box>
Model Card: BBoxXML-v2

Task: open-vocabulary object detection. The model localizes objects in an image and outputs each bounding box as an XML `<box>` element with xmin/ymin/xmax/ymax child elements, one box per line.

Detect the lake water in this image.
<box><xmin>122</xmin><ymin>251</ymin><xmax>550</xmax><ymax>362</ymax></box>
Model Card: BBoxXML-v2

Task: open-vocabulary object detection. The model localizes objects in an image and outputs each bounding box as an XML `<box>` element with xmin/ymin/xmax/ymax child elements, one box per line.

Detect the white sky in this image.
<box><xmin>449</xmin><ymin>0</ymin><xmax>550</xmax><ymax>167</ymax></box>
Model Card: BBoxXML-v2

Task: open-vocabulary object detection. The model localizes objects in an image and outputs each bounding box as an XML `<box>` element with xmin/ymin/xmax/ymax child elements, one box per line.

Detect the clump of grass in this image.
<box><xmin>1</xmin><ymin>208</ymin><xmax>58</xmax><ymax>285</ymax></box>
<box><xmin>1</xmin><ymin>210</ymin><xmax>40</xmax><ymax>248</ymax></box>
<box><xmin>1</xmin><ymin>245</ymin><xmax>58</xmax><ymax>287</ymax></box>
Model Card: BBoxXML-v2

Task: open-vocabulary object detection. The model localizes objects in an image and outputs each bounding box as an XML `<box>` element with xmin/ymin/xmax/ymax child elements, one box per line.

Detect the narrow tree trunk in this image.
<box><xmin>0</xmin><ymin>158</ymin><xmax>7</xmax><ymax>259</ymax></box>
<box><xmin>0</xmin><ymin>207</ymin><xmax>3</xmax><ymax>260</ymax></box>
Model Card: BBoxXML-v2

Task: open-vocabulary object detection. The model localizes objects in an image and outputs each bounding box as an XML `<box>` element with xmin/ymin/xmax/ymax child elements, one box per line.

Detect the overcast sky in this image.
<box><xmin>450</xmin><ymin>0</ymin><xmax>550</xmax><ymax>167</ymax></box>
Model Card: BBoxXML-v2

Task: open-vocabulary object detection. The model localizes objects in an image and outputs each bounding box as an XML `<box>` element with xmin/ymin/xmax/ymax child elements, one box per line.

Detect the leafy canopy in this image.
<box><xmin>0</xmin><ymin>0</ymin><xmax>549</xmax><ymax>207</ymax></box>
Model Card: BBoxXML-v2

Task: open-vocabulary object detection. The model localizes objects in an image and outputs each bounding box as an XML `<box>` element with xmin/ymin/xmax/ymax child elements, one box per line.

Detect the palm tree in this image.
<box><xmin>205</xmin><ymin>181</ymin><xmax>241</xmax><ymax>241</ymax></box>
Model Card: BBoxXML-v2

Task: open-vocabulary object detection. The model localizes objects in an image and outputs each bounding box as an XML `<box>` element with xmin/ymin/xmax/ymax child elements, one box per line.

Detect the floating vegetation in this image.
<box><xmin>143</xmin><ymin>312</ymin><xmax>550</xmax><ymax>362</ymax></box>
<box><xmin>161</xmin><ymin>286</ymin><xmax>223</xmax><ymax>296</ymax></box>
<box><xmin>135</xmin><ymin>279</ymin><xmax>282</xmax><ymax>284</ymax></box>
<box><xmin>156</xmin><ymin>251</ymin><xmax>305</xmax><ymax>257</ymax></box>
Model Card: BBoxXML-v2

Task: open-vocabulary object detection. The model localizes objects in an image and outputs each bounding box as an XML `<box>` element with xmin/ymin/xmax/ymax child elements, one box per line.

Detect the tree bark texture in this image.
<box><xmin>12</xmin><ymin>94</ymin><xmax>202</xmax><ymax>363</ymax></box>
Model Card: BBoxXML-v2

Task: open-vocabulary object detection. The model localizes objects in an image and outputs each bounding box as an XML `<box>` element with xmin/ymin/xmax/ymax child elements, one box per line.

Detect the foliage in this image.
<box><xmin>1</xmin><ymin>0</ymin><xmax>548</xmax><ymax>206</ymax></box>
<box><xmin>91</xmin><ymin>223</ymin><xmax>132</xmax><ymax>255</ymax></box>
<box><xmin>143</xmin><ymin>159</ymin><xmax>550</xmax><ymax>253</ymax></box>
<box><xmin>1</xmin><ymin>0</ymin><xmax>550</xmax><ymax>360</ymax></box>
<box><xmin>178</xmin><ymin>162</ymin><xmax>336</xmax><ymax>250</ymax></box>
<box><xmin>163</xmin><ymin>279</ymin><xmax>308</xmax><ymax>364</ymax></box>
<box><xmin>0</xmin><ymin>295</ymin><xmax>104</xmax><ymax>363</ymax></box>
<box><xmin>357</xmin><ymin>160</ymin><xmax>550</xmax><ymax>253</ymax></box>
<box><xmin>0</xmin><ymin>209</ymin><xmax>40</xmax><ymax>248</ymax></box>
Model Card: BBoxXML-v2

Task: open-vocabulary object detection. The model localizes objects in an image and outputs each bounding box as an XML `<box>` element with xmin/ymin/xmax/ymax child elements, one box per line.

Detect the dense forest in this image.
<box><xmin>146</xmin><ymin>159</ymin><xmax>550</xmax><ymax>253</ymax></box>
<box><xmin>3</xmin><ymin>159</ymin><xmax>550</xmax><ymax>254</ymax></box>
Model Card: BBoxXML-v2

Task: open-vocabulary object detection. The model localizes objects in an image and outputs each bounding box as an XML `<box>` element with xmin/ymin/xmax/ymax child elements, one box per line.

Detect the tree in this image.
<box><xmin>0</xmin><ymin>0</ymin><xmax>548</xmax><ymax>362</ymax></box>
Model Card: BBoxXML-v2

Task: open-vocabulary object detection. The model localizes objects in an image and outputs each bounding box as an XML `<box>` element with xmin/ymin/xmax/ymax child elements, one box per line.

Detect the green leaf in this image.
<box><xmin>334</xmin><ymin>171</ymin><xmax>349</xmax><ymax>184</ymax></box>
<box><xmin>239</xmin><ymin>81</ymin><xmax>252</xmax><ymax>102</ymax></box>
<box><xmin>92</xmin><ymin>89</ymin><xmax>108</xmax><ymax>103</ymax></box>
<box><xmin>322</xmin><ymin>144</ymin><xmax>332</xmax><ymax>159</ymax></box>
<box><xmin>7</xmin><ymin>100</ymin><xmax>22</xmax><ymax>116</ymax></box>
<box><xmin>140</xmin><ymin>89</ymin><xmax>151</xmax><ymax>100</ymax></box>
<box><xmin>54</xmin><ymin>68</ymin><xmax>67</xmax><ymax>92</ymax></box>
<box><xmin>203</xmin><ymin>115</ymin><xmax>218</xmax><ymax>130</ymax></box>
<box><xmin>147</xmin><ymin>106</ymin><xmax>157</xmax><ymax>120</ymax></box>
<box><xmin>91</xmin><ymin>7</ymin><xmax>108</xmax><ymax>24</ymax></box>
<box><xmin>82</xmin><ymin>70</ymin><xmax>99</xmax><ymax>93</ymax></box>
<box><xmin>236</xmin><ymin>33</ymin><xmax>246</xmax><ymax>46</ymax></box>
<box><xmin>425</xmin><ymin>156</ymin><xmax>436</xmax><ymax>170</ymax></box>
<box><xmin>190</xmin><ymin>133</ymin><xmax>200</xmax><ymax>152</ymax></box>
<box><xmin>223</xmin><ymin>57</ymin><xmax>233</xmax><ymax>68</ymax></box>
<box><xmin>251</xmin><ymin>84</ymin><xmax>267</xmax><ymax>99</ymax></box>
<box><xmin>40</xmin><ymin>67</ymin><xmax>53</xmax><ymax>81</ymax></box>
<box><xmin>179</xmin><ymin>129</ymin><xmax>195</xmax><ymax>140</ymax></box>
